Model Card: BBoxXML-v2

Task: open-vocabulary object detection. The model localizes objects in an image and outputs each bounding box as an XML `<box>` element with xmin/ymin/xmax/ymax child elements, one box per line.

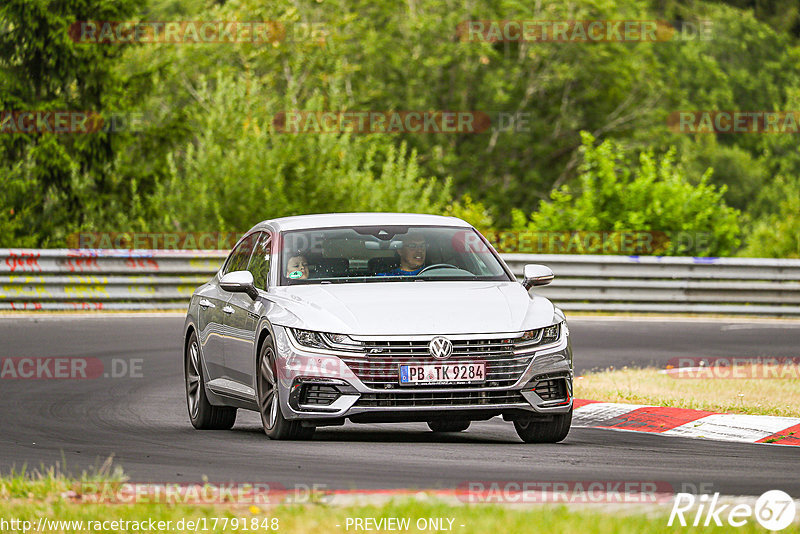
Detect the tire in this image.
<box><xmin>257</xmin><ymin>336</ymin><xmax>315</xmax><ymax>440</ymax></box>
<box><xmin>513</xmin><ymin>408</ymin><xmax>572</xmax><ymax>443</ymax></box>
<box><xmin>427</xmin><ymin>420</ymin><xmax>470</xmax><ymax>433</ymax></box>
<box><xmin>185</xmin><ymin>331</ymin><xmax>237</xmax><ymax>430</ymax></box>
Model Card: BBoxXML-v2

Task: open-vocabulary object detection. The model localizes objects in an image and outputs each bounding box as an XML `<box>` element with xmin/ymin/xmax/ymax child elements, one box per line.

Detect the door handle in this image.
<box><xmin>199</xmin><ymin>299</ymin><xmax>215</xmax><ymax>309</ymax></box>
<box><xmin>222</xmin><ymin>305</ymin><xmax>235</xmax><ymax>314</ymax></box>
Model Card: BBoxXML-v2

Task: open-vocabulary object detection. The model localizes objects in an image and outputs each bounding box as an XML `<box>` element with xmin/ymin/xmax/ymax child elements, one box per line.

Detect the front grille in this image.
<box><xmin>534</xmin><ymin>378</ymin><xmax>567</xmax><ymax>401</ymax></box>
<box><xmin>338</xmin><ymin>338</ymin><xmax>534</xmax><ymax>389</ymax></box>
<box><xmin>299</xmin><ymin>384</ymin><xmax>340</xmax><ymax>406</ymax></box>
<box><xmin>354</xmin><ymin>390</ymin><xmax>527</xmax><ymax>408</ymax></box>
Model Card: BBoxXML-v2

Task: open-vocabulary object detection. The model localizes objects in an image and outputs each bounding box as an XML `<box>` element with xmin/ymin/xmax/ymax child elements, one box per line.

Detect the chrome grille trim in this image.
<box><xmin>342</xmin><ymin>336</ymin><xmax>536</xmax><ymax>389</ymax></box>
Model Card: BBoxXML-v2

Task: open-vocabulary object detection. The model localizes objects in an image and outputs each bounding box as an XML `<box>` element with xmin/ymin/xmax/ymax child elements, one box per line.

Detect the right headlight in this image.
<box><xmin>290</xmin><ymin>329</ymin><xmax>363</xmax><ymax>351</ymax></box>
<box><xmin>517</xmin><ymin>322</ymin><xmax>562</xmax><ymax>347</ymax></box>
<box><xmin>292</xmin><ymin>329</ymin><xmax>327</xmax><ymax>349</ymax></box>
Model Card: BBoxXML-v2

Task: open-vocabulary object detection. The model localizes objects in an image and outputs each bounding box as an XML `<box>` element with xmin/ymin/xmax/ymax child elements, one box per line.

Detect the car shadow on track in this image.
<box><xmin>230</xmin><ymin>422</ymin><xmax>524</xmax><ymax>444</ymax></box>
<box><xmin>226</xmin><ymin>411</ymin><xmax>559</xmax><ymax>444</ymax></box>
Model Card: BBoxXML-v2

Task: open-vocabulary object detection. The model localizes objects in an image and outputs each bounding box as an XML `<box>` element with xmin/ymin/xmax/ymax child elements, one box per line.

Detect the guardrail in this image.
<box><xmin>0</xmin><ymin>250</ymin><xmax>225</xmax><ymax>311</ymax></box>
<box><xmin>2</xmin><ymin>249</ymin><xmax>799</xmax><ymax>315</ymax></box>
<box><xmin>505</xmin><ymin>254</ymin><xmax>800</xmax><ymax>315</ymax></box>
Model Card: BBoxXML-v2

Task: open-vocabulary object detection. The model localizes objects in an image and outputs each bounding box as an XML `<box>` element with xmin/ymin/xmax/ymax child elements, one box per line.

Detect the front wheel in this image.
<box><xmin>185</xmin><ymin>332</ymin><xmax>237</xmax><ymax>430</ymax></box>
<box><xmin>514</xmin><ymin>409</ymin><xmax>572</xmax><ymax>443</ymax></box>
<box><xmin>257</xmin><ymin>337</ymin><xmax>315</xmax><ymax>440</ymax></box>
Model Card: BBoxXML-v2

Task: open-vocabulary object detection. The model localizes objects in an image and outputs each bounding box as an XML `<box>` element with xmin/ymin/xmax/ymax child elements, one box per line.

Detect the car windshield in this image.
<box><xmin>278</xmin><ymin>225</ymin><xmax>511</xmax><ymax>285</ymax></box>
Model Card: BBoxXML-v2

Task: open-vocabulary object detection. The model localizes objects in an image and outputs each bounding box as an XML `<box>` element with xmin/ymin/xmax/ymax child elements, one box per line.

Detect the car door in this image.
<box><xmin>223</xmin><ymin>231</ymin><xmax>270</xmax><ymax>388</ymax></box>
<box><xmin>222</xmin><ymin>232</ymin><xmax>263</xmax><ymax>390</ymax></box>
<box><xmin>196</xmin><ymin>257</ymin><xmax>240</xmax><ymax>382</ymax></box>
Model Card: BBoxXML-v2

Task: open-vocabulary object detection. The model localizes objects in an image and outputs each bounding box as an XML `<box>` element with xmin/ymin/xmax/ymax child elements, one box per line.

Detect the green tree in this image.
<box><xmin>0</xmin><ymin>0</ymin><xmax>143</xmax><ymax>246</ymax></box>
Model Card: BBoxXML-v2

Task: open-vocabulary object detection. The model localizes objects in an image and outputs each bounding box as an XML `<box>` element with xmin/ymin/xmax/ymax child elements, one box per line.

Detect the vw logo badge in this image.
<box><xmin>428</xmin><ymin>336</ymin><xmax>453</xmax><ymax>360</ymax></box>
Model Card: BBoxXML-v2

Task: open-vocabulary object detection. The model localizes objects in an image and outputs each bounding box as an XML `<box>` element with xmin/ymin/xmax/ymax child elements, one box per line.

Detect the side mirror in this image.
<box><xmin>220</xmin><ymin>270</ymin><xmax>258</xmax><ymax>299</ymax></box>
<box><xmin>522</xmin><ymin>264</ymin><xmax>554</xmax><ymax>290</ymax></box>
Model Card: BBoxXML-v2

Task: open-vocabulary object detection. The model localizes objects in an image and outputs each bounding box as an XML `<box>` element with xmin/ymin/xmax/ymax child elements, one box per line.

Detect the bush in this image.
<box><xmin>740</xmin><ymin>176</ymin><xmax>800</xmax><ymax>258</ymax></box>
<box><xmin>145</xmin><ymin>75</ymin><xmax>462</xmax><ymax>232</ymax></box>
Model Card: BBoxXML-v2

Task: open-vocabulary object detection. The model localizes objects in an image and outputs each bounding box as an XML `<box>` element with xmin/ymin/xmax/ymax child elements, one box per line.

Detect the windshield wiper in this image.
<box><xmin>288</xmin><ymin>275</ymin><xmax>478</xmax><ymax>285</ymax></box>
<box><xmin>415</xmin><ymin>275</ymin><xmax>481</xmax><ymax>281</ymax></box>
<box><xmin>306</xmin><ymin>277</ymin><xmax>417</xmax><ymax>284</ymax></box>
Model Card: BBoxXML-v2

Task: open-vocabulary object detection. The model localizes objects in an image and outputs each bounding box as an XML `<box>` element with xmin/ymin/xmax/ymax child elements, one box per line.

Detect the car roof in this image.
<box><xmin>254</xmin><ymin>213</ymin><xmax>471</xmax><ymax>232</ymax></box>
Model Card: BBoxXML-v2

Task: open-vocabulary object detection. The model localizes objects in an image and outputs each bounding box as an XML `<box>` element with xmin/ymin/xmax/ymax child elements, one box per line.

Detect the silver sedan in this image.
<box><xmin>183</xmin><ymin>213</ymin><xmax>573</xmax><ymax>442</ymax></box>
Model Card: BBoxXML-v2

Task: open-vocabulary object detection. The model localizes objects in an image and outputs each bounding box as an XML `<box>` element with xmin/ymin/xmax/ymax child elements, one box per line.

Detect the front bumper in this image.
<box><xmin>272</xmin><ymin>325</ymin><xmax>573</xmax><ymax>422</ymax></box>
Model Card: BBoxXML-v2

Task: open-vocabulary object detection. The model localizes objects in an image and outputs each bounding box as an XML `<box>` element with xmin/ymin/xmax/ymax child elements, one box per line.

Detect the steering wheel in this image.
<box><xmin>417</xmin><ymin>263</ymin><xmax>461</xmax><ymax>274</ymax></box>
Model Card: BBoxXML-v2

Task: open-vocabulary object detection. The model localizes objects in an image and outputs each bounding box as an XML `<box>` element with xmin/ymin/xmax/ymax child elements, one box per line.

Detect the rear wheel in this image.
<box><xmin>514</xmin><ymin>409</ymin><xmax>572</xmax><ymax>443</ymax></box>
<box><xmin>427</xmin><ymin>420</ymin><xmax>470</xmax><ymax>433</ymax></box>
<box><xmin>185</xmin><ymin>331</ymin><xmax>237</xmax><ymax>430</ymax></box>
<box><xmin>257</xmin><ymin>337</ymin><xmax>315</xmax><ymax>440</ymax></box>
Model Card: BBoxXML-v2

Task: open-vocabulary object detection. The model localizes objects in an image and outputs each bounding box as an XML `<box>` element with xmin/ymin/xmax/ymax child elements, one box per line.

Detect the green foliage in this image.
<box><xmin>518</xmin><ymin>132</ymin><xmax>740</xmax><ymax>256</ymax></box>
<box><xmin>740</xmin><ymin>176</ymin><xmax>800</xmax><ymax>258</ymax></box>
<box><xmin>1</xmin><ymin>0</ymin><xmax>799</xmax><ymax>257</ymax></box>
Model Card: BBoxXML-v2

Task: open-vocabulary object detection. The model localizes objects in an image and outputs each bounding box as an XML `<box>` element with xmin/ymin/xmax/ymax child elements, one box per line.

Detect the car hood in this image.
<box><xmin>267</xmin><ymin>281</ymin><xmax>556</xmax><ymax>335</ymax></box>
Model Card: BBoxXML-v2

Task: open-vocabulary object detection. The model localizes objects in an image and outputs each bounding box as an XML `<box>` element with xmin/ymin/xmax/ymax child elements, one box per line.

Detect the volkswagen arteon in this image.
<box><xmin>183</xmin><ymin>213</ymin><xmax>573</xmax><ymax>442</ymax></box>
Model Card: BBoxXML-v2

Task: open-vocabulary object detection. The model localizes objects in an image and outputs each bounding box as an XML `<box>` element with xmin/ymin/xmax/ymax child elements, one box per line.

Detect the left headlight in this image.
<box><xmin>290</xmin><ymin>329</ymin><xmax>363</xmax><ymax>350</ymax></box>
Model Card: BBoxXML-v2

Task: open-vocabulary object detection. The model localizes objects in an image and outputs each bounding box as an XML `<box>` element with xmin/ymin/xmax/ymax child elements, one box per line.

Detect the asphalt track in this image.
<box><xmin>0</xmin><ymin>315</ymin><xmax>798</xmax><ymax>496</ymax></box>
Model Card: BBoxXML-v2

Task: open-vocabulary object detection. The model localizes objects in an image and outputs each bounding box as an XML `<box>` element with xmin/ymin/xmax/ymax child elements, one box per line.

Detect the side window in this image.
<box><xmin>222</xmin><ymin>233</ymin><xmax>259</xmax><ymax>275</ymax></box>
<box><xmin>247</xmin><ymin>232</ymin><xmax>271</xmax><ymax>290</ymax></box>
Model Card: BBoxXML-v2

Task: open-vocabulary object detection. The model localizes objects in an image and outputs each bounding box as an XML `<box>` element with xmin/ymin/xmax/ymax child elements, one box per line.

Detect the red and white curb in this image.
<box><xmin>573</xmin><ymin>399</ymin><xmax>800</xmax><ymax>446</ymax></box>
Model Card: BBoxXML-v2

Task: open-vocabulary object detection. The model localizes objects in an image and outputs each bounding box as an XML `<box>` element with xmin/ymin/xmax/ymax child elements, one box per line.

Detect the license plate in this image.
<box><xmin>399</xmin><ymin>363</ymin><xmax>485</xmax><ymax>385</ymax></box>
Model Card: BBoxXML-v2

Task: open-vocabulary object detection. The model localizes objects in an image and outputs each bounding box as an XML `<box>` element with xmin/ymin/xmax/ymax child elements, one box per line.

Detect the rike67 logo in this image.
<box><xmin>669</xmin><ymin>490</ymin><xmax>796</xmax><ymax>530</ymax></box>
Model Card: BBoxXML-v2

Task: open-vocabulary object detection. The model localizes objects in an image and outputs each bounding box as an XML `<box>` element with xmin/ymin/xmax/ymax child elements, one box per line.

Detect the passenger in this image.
<box><xmin>286</xmin><ymin>254</ymin><xmax>310</xmax><ymax>280</ymax></box>
<box><xmin>379</xmin><ymin>234</ymin><xmax>426</xmax><ymax>276</ymax></box>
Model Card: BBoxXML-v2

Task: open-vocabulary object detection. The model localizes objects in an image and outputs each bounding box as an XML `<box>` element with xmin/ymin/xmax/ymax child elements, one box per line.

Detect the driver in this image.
<box><xmin>379</xmin><ymin>234</ymin><xmax>426</xmax><ymax>276</ymax></box>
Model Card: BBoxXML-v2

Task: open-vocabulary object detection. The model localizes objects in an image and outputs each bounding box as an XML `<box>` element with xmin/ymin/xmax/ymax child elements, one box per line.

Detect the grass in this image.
<box><xmin>575</xmin><ymin>365</ymin><xmax>800</xmax><ymax>417</ymax></box>
<box><xmin>2</xmin><ymin>471</ymin><xmax>793</xmax><ymax>534</ymax></box>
